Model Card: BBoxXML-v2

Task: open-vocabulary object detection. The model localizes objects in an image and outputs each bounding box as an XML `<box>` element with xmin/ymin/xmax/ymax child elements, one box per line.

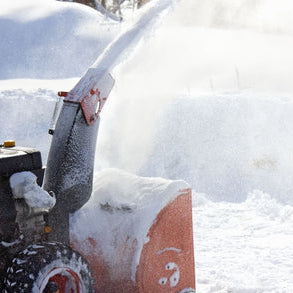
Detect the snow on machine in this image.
<box><xmin>0</xmin><ymin>0</ymin><xmax>195</xmax><ymax>292</ymax></box>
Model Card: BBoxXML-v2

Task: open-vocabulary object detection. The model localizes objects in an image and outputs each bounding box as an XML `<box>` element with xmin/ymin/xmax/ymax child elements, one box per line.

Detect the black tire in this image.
<box><xmin>3</xmin><ymin>242</ymin><xmax>94</xmax><ymax>293</ymax></box>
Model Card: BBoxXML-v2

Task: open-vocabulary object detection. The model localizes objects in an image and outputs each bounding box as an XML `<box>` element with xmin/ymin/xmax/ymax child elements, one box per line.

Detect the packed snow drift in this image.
<box><xmin>1</xmin><ymin>0</ymin><xmax>293</xmax><ymax>291</ymax></box>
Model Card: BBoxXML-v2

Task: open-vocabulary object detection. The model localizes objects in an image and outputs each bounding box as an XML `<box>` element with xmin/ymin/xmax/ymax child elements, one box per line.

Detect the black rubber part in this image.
<box><xmin>2</xmin><ymin>242</ymin><xmax>94</xmax><ymax>293</ymax></box>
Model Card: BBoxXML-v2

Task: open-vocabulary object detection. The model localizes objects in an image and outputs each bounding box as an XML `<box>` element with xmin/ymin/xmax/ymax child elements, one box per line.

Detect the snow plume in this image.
<box><xmin>91</xmin><ymin>0</ymin><xmax>180</xmax><ymax>72</ymax></box>
<box><xmin>95</xmin><ymin>0</ymin><xmax>293</xmax><ymax>180</ymax></box>
<box><xmin>171</xmin><ymin>0</ymin><xmax>293</xmax><ymax>34</ymax></box>
<box><xmin>140</xmin><ymin>93</ymin><xmax>293</xmax><ymax>204</ymax></box>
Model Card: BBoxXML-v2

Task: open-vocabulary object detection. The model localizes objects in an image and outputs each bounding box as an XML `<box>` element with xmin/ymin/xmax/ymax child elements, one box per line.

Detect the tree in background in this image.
<box><xmin>57</xmin><ymin>0</ymin><xmax>150</xmax><ymax>18</ymax></box>
<box><xmin>58</xmin><ymin>0</ymin><xmax>96</xmax><ymax>9</ymax></box>
<box><xmin>137</xmin><ymin>0</ymin><xmax>149</xmax><ymax>9</ymax></box>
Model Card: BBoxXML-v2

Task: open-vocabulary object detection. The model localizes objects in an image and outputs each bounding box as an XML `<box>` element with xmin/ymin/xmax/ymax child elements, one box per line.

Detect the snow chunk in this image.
<box><xmin>10</xmin><ymin>171</ymin><xmax>56</xmax><ymax>209</ymax></box>
<box><xmin>245</xmin><ymin>189</ymin><xmax>293</xmax><ymax>221</ymax></box>
<box><xmin>92</xmin><ymin>168</ymin><xmax>188</xmax><ymax>209</ymax></box>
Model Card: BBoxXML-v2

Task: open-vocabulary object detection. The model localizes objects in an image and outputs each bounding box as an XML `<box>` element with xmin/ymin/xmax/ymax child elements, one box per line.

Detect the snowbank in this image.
<box><xmin>171</xmin><ymin>0</ymin><xmax>293</xmax><ymax>34</ymax></box>
<box><xmin>195</xmin><ymin>190</ymin><xmax>293</xmax><ymax>291</ymax></box>
<box><xmin>0</xmin><ymin>87</ymin><xmax>58</xmax><ymax>161</ymax></box>
<box><xmin>0</xmin><ymin>0</ymin><xmax>120</xmax><ymax>79</ymax></box>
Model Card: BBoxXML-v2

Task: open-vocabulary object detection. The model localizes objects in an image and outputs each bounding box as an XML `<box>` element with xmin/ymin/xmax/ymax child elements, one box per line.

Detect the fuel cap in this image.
<box><xmin>3</xmin><ymin>140</ymin><xmax>15</xmax><ymax>147</ymax></box>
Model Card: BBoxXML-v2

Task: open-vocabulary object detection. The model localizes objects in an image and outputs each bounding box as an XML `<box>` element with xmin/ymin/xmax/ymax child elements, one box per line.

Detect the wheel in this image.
<box><xmin>3</xmin><ymin>242</ymin><xmax>94</xmax><ymax>293</ymax></box>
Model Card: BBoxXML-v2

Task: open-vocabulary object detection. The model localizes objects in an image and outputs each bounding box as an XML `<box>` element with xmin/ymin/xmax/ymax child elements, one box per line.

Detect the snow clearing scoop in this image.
<box><xmin>43</xmin><ymin>0</ymin><xmax>195</xmax><ymax>292</ymax></box>
<box><xmin>70</xmin><ymin>169</ymin><xmax>195</xmax><ymax>293</ymax></box>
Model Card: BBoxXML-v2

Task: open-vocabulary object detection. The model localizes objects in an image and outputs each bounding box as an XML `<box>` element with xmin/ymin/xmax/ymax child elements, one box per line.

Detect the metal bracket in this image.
<box><xmin>80</xmin><ymin>73</ymin><xmax>115</xmax><ymax>125</ymax></box>
<box><xmin>80</xmin><ymin>89</ymin><xmax>108</xmax><ymax>125</ymax></box>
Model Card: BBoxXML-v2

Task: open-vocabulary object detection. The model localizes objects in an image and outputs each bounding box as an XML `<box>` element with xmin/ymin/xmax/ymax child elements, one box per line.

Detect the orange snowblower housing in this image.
<box><xmin>138</xmin><ymin>190</ymin><xmax>195</xmax><ymax>293</ymax></box>
<box><xmin>70</xmin><ymin>169</ymin><xmax>196</xmax><ymax>293</ymax></box>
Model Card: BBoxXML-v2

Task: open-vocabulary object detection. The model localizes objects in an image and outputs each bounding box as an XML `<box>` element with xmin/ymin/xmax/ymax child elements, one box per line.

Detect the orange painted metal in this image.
<box><xmin>137</xmin><ymin>189</ymin><xmax>195</xmax><ymax>292</ymax></box>
<box><xmin>72</xmin><ymin>237</ymin><xmax>138</xmax><ymax>293</ymax></box>
<box><xmin>72</xmin><ymin>189</ymin><xmax>195</xmax><ymax>292</ymax></box>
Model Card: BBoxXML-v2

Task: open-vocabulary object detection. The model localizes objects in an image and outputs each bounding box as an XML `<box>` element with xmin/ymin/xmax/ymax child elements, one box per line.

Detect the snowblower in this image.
<box><xmin>0</xmin><ymin>0</ymin><xmax>195</xmax><ymax>292</ymax></box>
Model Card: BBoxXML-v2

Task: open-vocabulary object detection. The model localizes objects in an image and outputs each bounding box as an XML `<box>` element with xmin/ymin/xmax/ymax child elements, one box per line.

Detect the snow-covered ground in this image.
<box><xmin>1</xmin><ymin>0</ymin><xmax>293</xmax><ymax>291</ymax></box>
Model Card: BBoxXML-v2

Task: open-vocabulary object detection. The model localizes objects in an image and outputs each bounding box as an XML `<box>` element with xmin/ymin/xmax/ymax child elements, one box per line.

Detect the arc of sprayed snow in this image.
<box><xmin>69</xmin><ymin>0</ymin><xmax>180</xmax><ymax>101</ymax></box>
